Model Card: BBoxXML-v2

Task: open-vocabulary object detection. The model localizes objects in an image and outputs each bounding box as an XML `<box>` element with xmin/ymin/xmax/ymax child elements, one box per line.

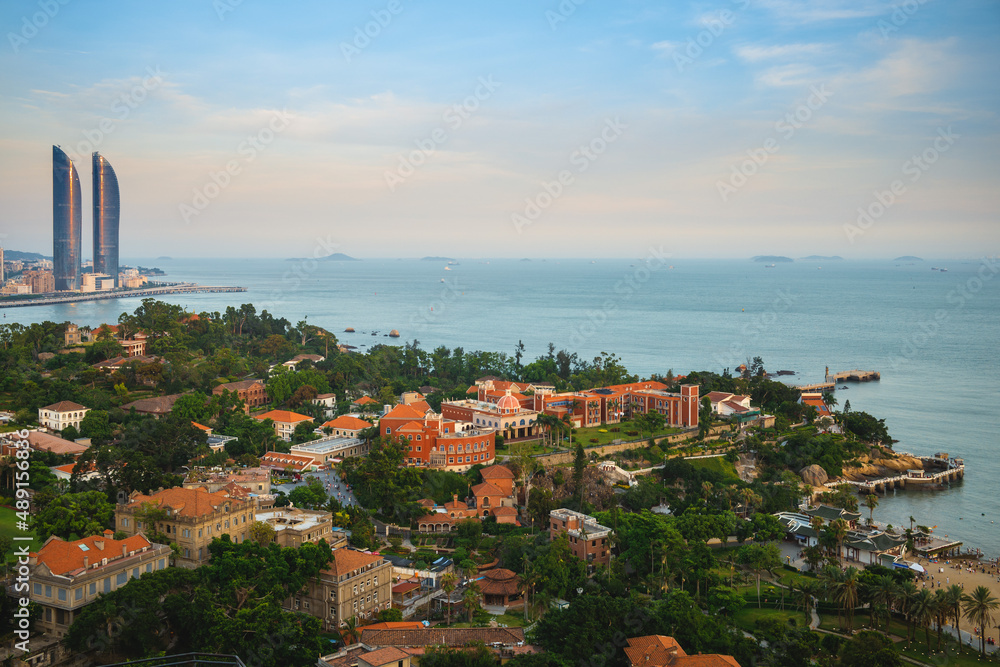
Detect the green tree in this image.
<box><xmin>31</xmin><ymin>491</ymin><xmax>114</xmax><ymax>541</ymax></box>
<box><xmin>698</xmin><ymin>396</ymin><xmax>713</xmax><ymax>439</ymax></box>
<box><xmin>248</xmin><ymin>520</ymin><xmax>276</xmax><ymax>546</ymax></box>
<box><xmin>736</xmin><ymin>542</ymin><xmax>781</xmax><ymax>608</ymax></box>
<box><xmin>962</xmin><ymin>585</ymin><xmax>1000</xmax><ymax>656</ymax></box>
<box><xmin>572</xmin><ymin>441</ymin><xmax>586</xmax><ymax>508</ymax></box>
<box><xmin>864</xmin><ymin>493</ymin><xmax>879</xmax><ymax>526</ymax></box>
<box><xmin>838</xmin><ymin>630</ymin><xmax>903</xmax><ymax>667</ymax></box>
<box><xmin>441</xmin><ymin>572</ymin><xmax>458</xmax><ymax>626</ymax></box>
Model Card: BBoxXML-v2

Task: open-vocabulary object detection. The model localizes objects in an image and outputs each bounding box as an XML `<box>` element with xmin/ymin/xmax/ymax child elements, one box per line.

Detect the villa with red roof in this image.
<box><xmin>705</xmin><ymin>391</ymin><xmax>755</xmax><ymax>417</ymax></box>
<box><xmin>37</xmin><ymin>400</ymin><xmax>89</xmax><ymax>431</ymax></box>
<box><xmin>254</xmin><ymin>409</ymin><xmax>314</xmax><ymax>440</ymax></box>
<box><xmin>115</xmin><ymin>487</ymin><xmax>254</xmax><ymax>568</ymax></box>
<box><xmin>383</xmin><ymin>409</ymin><xmax>496</xmax><ymax>471</ymax></box>
<box><xmin>321</xmin><ymin>415</ymin><xmax>373</xmax><ymax>438</ymax></box>
<box><xmin>26</xmin><ymin>530</ymin><xmax>172</xmax><ymax>636</ymax></box>
<box><xmin>287</xmin><ymin>548</ymin><xmax>393</xmax><ymax>629</ymax></box>
<box><xmin>800</xmin><ymin>392</ymin><xmax>833</xmax><ymax>419</ymax></box>
<box><xmin>351</xmin><ymin>395</ymin><xmax>380</xmax><ymax>411</ymax></box>
<box><xmin>260</xmin><ymin>451</ymin><xmax>316</xmax><ymax>473</ymax></box>
<box><xmin>624</xmin><ymin>635</ymin><xmax>740</xmax><ymax>667</ymax></box>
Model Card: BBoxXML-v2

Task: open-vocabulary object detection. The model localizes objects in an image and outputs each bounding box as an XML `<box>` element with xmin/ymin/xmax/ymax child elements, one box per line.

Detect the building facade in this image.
<box><xmin>115</xmin><ymin>487</ymin><xmax>254</xmax><ymax>568</ymax></box>
<box><xmin>52</xmin><ymin>146</ymin><xmax>82</xmax><ymax>291</ymax></box>
<box><xmin>256</xmin><ymin>507</ymin><xmax>339</xmax><ymax>548</ymax></box>
<box><xmin>254</xmin><ymin>409</ymin><xmax>314</xmax><ymax>441</ymax></box>
<box><xmin>25</xmin><ymin>531</ymin><xmax>171</xmax><ymax>637</ymax></box>
<box><xmin>288</xmin><ymin>549</ymin><xmax>393</xmax><ymax>630</ymax></box>
<box><xmin>213</xmin><ymin>379</ymin><xmax>268</xmax><ymax>413</ymax></box>
<box><xmin>549</xmin><ymin>508</ymin><xmax>612</xmax><ymax>573</ymax></box>
<box><xmin>92</xmin><ymin>152</ymin><xmax>120</xmax><ymax>287</ymax></box>
<box><xmin>38</xmin><ymin>401</ymin><xmax>89</xmax><ymax>431</ymax></box>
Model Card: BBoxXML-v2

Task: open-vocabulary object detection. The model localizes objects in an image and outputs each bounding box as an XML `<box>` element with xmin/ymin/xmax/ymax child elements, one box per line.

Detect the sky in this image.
<box><xmin>0</xmin><ymin>0</ymin><xmax>997</xmax><ymax>260</ymax></box>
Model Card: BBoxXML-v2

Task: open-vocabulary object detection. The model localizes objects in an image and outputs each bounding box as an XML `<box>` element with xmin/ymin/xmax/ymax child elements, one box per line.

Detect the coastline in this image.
<box><xmin>0</xmin><ymin>283</ymin><xmax>246</xmax><ymax>309</ymax></box>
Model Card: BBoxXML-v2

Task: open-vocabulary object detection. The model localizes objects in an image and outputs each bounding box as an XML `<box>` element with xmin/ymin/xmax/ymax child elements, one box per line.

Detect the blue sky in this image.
<box><xmin>1</xmin><ymin>0</ymin><xmax>997</xmax><ymax>259</ymax></box>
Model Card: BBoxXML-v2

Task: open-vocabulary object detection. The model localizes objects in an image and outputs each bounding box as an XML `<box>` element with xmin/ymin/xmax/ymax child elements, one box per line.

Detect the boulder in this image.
<box><xmin>800</xmin><ymin>464</ymin><xmax>829</xmax><ymax>487</ymax></box>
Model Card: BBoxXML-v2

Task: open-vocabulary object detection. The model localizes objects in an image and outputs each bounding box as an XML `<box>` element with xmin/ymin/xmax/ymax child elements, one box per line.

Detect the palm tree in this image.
<box><xmin>463</xmin><ymin>581</ymin><xmax>481</xmax><ymax>623</ymax></box>
<box><xmin>910</xmin><ymin>588</ymin><xmax>935</xmax><ymax>652</ymax></box>
<box><xmin>962</xmin><ymin>585</ymin><xmax>1000</xmax><ymax>656</ymax></box>
<box><xmin>944</xmin><ymin>584</ymin><xmax>965</xmax><ymax>653</ymax></box>
<box><xmin>834</xmin><ymin>567</ymin><xmax>860</xmax><ymax>632</ymax></box>
<box><xmin>827</xmin><ymin>518</ymin><xmax>849</xmax><ymax>566</ymax></box>
<box><xmin>864</xmin><ymin>493</ymin><xmax>879</xmax><ymax>527</ymax></box>
<box><xmin>868</xmin><ymin>574</ymin><xmax>897</xmax><ymax>631</ymax></box>
<box><xmin>897</xmin><ymin>580</ymin><xmax>919</xmax><ymax>642</ymax></box>
<box><xmin>441</xmin><ymin>572</ymin><xmax>458</xmax><ymax>626</ymax></box>
<box><xmin>340</xmin><ymin>615</ymin><xmax>361</xmax><ymax>645</ymax></box>
<box><xmin>932</xmin><ymin>588</ymin><xmax>950</xmax><ymax>651</ymax></box>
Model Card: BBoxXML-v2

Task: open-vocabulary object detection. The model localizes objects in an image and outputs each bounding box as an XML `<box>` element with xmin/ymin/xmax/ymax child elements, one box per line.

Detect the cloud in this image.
<box><xmin>734</xmin><ymin>43</ymin><xmax>830</xmax><ymax>62</ymax></box>
<box><xmin>753</xmin><ymin>0</ymin><xmax>890</xmax><ymax>24</ymax></box>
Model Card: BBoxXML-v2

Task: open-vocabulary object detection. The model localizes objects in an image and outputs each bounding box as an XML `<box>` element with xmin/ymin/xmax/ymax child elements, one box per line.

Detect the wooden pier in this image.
<box><xmin>840</xmin><ymin>455</ymin><xmax>965</xmax><ymax>494</ymax></box>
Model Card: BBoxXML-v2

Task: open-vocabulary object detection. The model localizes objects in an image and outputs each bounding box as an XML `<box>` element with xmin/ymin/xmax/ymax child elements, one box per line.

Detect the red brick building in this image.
<box><xmin>549</xmin><ymin>508</ymin><xmax>612</xmax><ymax>574</ymax></box>
<box><xmin>381</xmin><ymin>405</ymin><xmax>495</xmax><ymax>472</ymax></box>
<box><xmin>213</xmin><ymin>378</ymin><xmax>268</xmax><ymax>413</ymax></box>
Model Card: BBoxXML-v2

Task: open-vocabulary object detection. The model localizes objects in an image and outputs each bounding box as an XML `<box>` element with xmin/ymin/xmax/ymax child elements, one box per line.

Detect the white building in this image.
<box><xmin>38</xmin><ymin>401</ymin><xmax>89</xmax><ymax>432</ymax></box>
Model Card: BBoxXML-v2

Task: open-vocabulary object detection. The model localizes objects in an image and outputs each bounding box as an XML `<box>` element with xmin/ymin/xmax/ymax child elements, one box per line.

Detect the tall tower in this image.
<box><xmin>52</xmin><ymin>146</ymin><xmax>82</xmax><ymax>291</ymax></box>
<box><xmin>0</xmin><ymin>246</ymin><xmax>5</xmax><ymax>284</ymax></box>
<box><xmin>92</xmin><ymin>152</ymin><xmax>120</xmax><ymax>286</ymax></box>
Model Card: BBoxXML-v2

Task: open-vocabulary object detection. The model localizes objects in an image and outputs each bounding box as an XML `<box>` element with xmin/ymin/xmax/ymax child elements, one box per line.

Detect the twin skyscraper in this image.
<box><xmin>52</xmin><ymin>146</ymin><xmax>120</xmax><ymax>291</ymax></box>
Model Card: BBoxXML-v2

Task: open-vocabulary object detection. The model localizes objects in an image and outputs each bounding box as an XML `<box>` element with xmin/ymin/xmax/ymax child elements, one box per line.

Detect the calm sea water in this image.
<box><xmin>8</xmin><ymin>257</ymin><xmax>1000</xmax><ymax>555</ymax></box>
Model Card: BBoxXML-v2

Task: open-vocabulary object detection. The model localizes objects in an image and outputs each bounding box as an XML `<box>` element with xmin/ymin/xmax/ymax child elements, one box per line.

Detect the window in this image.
<box><xmin>116</xmin><ymin>573</ymin><xmax>127</xmax><ymax>586</ymax></box>
<box><xmin>75</xmin><ymin>587</ymin><xmax>83</xmax><ymax>601</ymax></box>
<box><xmin>58</xmin><ymin>588</ymin><xmax>67</xmax><ymax>601</ymax></box>
<box><xmin>104</xmin><ymin>578</ymin><xmax>111</xmax><ymax>593</ymax></box>
<box><xmin>121</xmin><ymin>518</ymin><xmax>129</xmax><ymax>527</ymax></box>
<box><xmin>182</xmin><ymin>528</ymin><xmax>190</xmax><ymax>538</ymax></box>
<box><xmin>33</xmin><ymin>583</ymin><xmax>41</xmax><ymax>595</ymax></box>
<box><xmin>44</xmin><ymin>585</ymin><xmax>51</xmax><ymax>597</ymax></box>
<box><xmin>158</xmin><ymin>558</ymin><xmax>165</xmax><ymax>570</ymax></box>
<box><xmin>133</xmin><ymin>567</ymin><xmax>140</xmax><ymax>578</ymax></box>
<box><xmin>89</xmin><ymin>583</ymin><xmax>96</xmax><ymax>595</ymax></box>
<box><xmin>198</xmin><ymin>528</ymin><xmax>203</xmax><ymax>538</ymax></box>
<box><xmin>146</xmin><ymin>563</ymin><xmax>152</xmax><ymax>573</ymax></box>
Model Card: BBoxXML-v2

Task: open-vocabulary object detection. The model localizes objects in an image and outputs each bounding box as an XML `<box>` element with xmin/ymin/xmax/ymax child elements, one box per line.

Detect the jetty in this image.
<box><xmin>0</xmin><ymin>283</ymin><xmax>247</xmax><ymax>309</ymax></box>
<box><xmin>840</xmin><ymin>453</ymin><xmax>964</xmax><ymax>494</ymax></box>
<box><xmin>825</xmin><ymin>367</ymin><xmax>880</xmax><ymax>383</ymax></box>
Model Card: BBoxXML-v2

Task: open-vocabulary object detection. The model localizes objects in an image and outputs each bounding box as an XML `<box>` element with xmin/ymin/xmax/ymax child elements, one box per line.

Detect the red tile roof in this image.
<box><xmin>125</xmin><ymin>487</ymin><xmax>245</xmax><ymax>518</ymax></box>
<box><xmin>353</xmin><ymin>396</ymin><xmax>379</xmax><ymax>405</ymax></box>
<box><xmin>260</xmin><ymin>452</ymin><xmax>314</xmax><ymax>472</ymax></box>
<box><xmin>492</xmin><ymin>506</ymin><xmax>518</xmax><ymax>517</ymax></box>
<box><xmin>191</xmin><ymin>422</ymin><xmax>212</xmax><ymax>432</ymax></box>
<box><xmin>321</xmin><ymin>415</ymin><xmax>373</xmax><ymax>431</ymax></box>
<box><xmin>254</xmin><ymin>409</ymin><xmax>313</xmax><ymax>424</ymax></box>
<box><xmin>326</xmin><ymin>548</ymin><xmax>384</xmax><ymax>578</ymax></box>
<box><xmin>383</xmin><ymin>404</ymin><xmax>425</xmax><ymax>421</ymax></box>
<box><xmin>624</xmin><ymin>635</ymin><xmax>741</xmax><ymax>667</ymax></box>
<box><xmin>391</xmin><ymin>582</ymin><xmax>421</xmax><ymax>594</ymax></box>
<box><xmin>408</xmin><ymin>400</ymin><xmax>432</xmax><ymax>413</ymax></box>
<box><xmin>471</xmin><ymin>482</ymin><xmax>505</xmax><ymax>498</ymax></box>
<box><xmin>34</xmin><ymin>532</ymin><xmax>153</xmax><ymax>576</ymax></box>
<box><xmin>11</xmin><ymin>431</ymin><xmax>89</xmax><ymax>456</ymax></box>
<box><xmin>479</xmin><ymin>465</ymin><xmax>514</xmax><ymax>480</ymax></box>
<box><xmin>41</xmin><ymin>400</ymin><xmax>87</xmax><ymax>412</ymax></box>
<box><xmin>360</xmin><ymin>627</ymin><xmax>525</xmax><ymax>648</ymax></box>
<box><xmin>358</xmin><ymin>647</ymin><xmax>410</xmax><ymax>667</ymax></box>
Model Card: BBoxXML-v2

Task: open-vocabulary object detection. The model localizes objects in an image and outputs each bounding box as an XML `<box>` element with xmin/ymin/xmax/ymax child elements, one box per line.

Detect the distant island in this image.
<box><xmin>157</xmin><ymin>256</ymin><xmax>173</xmax><ymax>260</ymax></box>
<box><xmin>894</xmin><ymin>256</ymin><xmax>923</xmax><ymax>261</ymax></box>
<box><xmin>421</xmin><ymin>256</ymin><xmax>454</xmax><ymax>262</ymax></box>
<box><xmin>751</xmin><ymin>255</ymin><xmax>793</xmax><ymax>263</ymax></box>
<box><xmin>2</xmin><ymin>250</ymin><xmax>50</xmax><ymax>261</ymax></box>
<box><xmin>800</xmin><ymin>255</ymin><xmax>843</xmax><ymax>261</ymax></box>
<box><xmin>287</xmin><ymin>253</ymin><xmax>359</xmax><ymax>261</ymax></box>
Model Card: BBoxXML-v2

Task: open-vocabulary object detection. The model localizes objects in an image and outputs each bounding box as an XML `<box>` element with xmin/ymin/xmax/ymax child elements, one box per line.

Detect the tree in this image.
<box><xmin>377</xmin><ymin>607</ymin><xmax>403</xmax><ymax>623</ymax></box>
<box><xmin>510</xmin><ymin>441</ymin><xmax>536</xmax><ymax>512</ymax></box>
<box><xmin>248</xmin><ymin>520</ymin><xmax>276</xmax><ymax>546</ymax></box>
<box><xmin>339</xmin><ymin>615</ymin><xmax>361</xmax><ymax>645</ymax></box>
<box><xmin>909</xmin><ymin>588</ymin><xmax>935</xmax><ymax>652</ymax></box>
<box><xmin>864</xmin><ymin>493</ymin><xmax>879</xmax><ymax>526</ymax></box>
<box><xmin>31</xmin><ymin>491</ymin><xmax>114</xmax><ymax>541</ymax></box>
<box><xmin>698</xmin><ymin>397</ymin><xmax>712</xmax><ymax>439</ymax></box>
<box><xmin>420</xmin><ymin>643</ymin><xmax>497</xmax><ymax>667</ymax></box>
<box><xmin>944</xmin><ymin>584</ymin><xmax>965</xmax><ymax>653</ymax></box>
<box><xmin>572</xmin><ymin>441</ymin><xmax>586</xmax><ymax>508</ymax></box>
<box><xmin>962</xmin><ymin>585</ymin><xmax>999</xmax><ymax>656</ymax></box>
<box><xmin>463</xmin><ymin>581</ymin><xmax>481</xmax><ymax>622</ymax></box>
<box><xmin>838</xmin><ymin>630</ymin><xmax>903</xmax><ymax>667</ymax></box>
<box><xmin>736</xmin><ymin>542</ymin><xmax>782</xmax><ymax>608</ymax></box>
<box><xmin>441</xmin><ymin>572</ymin><xmax>458</xmax><ymax>626</ymax></box>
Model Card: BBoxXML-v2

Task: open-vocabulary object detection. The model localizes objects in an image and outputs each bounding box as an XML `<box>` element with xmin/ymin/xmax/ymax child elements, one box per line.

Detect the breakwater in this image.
<box><xmin>0</xmin><ymin>284</ymin><xmax>247</xmax><ymax>309</ymax></box>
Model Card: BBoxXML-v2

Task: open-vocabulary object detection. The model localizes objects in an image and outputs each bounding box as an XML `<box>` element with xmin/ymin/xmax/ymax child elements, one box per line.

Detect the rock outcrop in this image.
<box><xmin>800</xmin><ymin>464</ymin><xmax>829</xmax><ymax>487</ymax></box>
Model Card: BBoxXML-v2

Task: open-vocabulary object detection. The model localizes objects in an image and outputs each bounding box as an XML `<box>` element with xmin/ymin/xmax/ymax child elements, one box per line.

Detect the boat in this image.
<box><xmin>444</xmin><ymin>266</ymin><xmax>451</xmax><ymax>271</ymax></box>
<box><xmin>440</xmin><ymin>278</ymin><xmax>445</xmax><ymax>283</ymax></box>
<box><xmin>765</xmin><ymin>263</ymin><xmax>776</xmax><ymax>268</ymax></box>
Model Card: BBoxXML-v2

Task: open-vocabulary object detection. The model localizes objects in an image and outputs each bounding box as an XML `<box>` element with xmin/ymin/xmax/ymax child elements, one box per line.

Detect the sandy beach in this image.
<box><xmin>913</xmin><ymin>554</ymin><xmax>1000</xmax><ymax>644</ymax></box>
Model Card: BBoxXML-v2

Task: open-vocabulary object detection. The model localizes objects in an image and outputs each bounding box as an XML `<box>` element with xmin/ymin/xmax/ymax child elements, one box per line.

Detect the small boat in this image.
<box><xmin>440</xmin><ymin>278</ymin><xmax>445</xmax><ymax>283</ymax></box>
<box><xmin>444</xmin><ymin>266</ymin><xmax>451</xmax><ymax>271</ymax></box>
<box><xmin>765</xmin><ymin>263</ymin><xmax>776</xmax><ymax>268</ymax></box>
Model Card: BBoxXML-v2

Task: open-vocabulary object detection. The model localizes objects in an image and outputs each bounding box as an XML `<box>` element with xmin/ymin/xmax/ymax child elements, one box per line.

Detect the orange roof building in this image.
<box><xmin>27</xmin><ymin>530</ymin><xmax>172</xmax><ymax>637</ymax></box>
<box><xmin>624</xmin><ymin>635</ymin><xmax>741</xmax><ymax>667</ymax></box>
<box><xmin>254</xmin><ymin>409</ymin><xmax>314</xmax><ymax>441</ymax></box>
<box><xmin>288</xmin><ymin>549</ymin><xmax>393</xmax><ymax>630</ymax></box>
<box><xmin>321</xmin><ymin>415</ymin><xmax>373</xmax><ymax>438</ymax></box>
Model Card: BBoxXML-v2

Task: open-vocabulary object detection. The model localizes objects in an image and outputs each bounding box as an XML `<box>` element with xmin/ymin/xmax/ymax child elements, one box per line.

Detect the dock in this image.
<box><xmin>839</xmin><ymin>454</ymin><xmax>965</xmax><ymax>494</ymax></box>
<box><xmin>0</xmin><ymin>283</ymin><xmax>247</xmax><ymax>309</ymax></box>
<box><xmin>825</xmin><ymin>368</ymin><xmax>880</xmax><ymax>383</ymax></box>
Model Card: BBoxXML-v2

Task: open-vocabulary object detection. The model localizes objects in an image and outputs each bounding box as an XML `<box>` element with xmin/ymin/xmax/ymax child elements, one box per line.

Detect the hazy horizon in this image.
<box><xmin>2</xmin><ymin>1</ymin><xmax>997</xmax><ymax>260</ymax></box>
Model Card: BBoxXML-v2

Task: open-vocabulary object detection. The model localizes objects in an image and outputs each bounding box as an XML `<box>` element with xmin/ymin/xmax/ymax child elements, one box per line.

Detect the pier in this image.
<box><xmin>825</xmin><ymin>368</ymin><xmax>880</xmax><ymax>383</ymax></box>
<box><xmin>840</xmin><ymin>454</ymin><xmax>965</xmax><ymax>494</ymax></box>
<box><xmin>0</xmin><ymin>283</ymin><xmax>247</xmax><ymax>309</ymax></box>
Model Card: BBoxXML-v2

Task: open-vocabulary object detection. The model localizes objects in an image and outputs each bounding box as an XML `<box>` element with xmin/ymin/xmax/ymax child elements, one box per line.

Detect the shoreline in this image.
<box><xmin>0</xmin><ymin>284</ymin><xmax>247</xmax><ymax>309</ymax></box>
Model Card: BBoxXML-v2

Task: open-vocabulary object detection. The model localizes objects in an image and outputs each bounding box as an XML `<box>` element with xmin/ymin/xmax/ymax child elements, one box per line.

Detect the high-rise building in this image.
<box><xmin>92</xmin><ymin>152</ymin><xmax>120</xmax><ymax>287</ymax></box>
<box><xmin>52</xmin><ymin>146</ymin><xmax>82</xmax><ymax>291</ymax></box>
<box><xmin>0</xmin><ymin>246</ymin><xmax>5</xmax><ymax>283</ymax></box>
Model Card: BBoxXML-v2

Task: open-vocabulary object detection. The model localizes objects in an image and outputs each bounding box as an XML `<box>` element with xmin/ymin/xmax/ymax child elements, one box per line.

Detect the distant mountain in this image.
<box><xmin>800</xmin><ymin>255</ymin><xmax>843</xmax><ymax>261</ymax></box>
<box><xmin>157</xmin><ymin>256</ymin><xmax>173</xmax><ymax>260</ymax></box>
<box><xmin>2</xmin><ymin>250</ymin><xmax>50</xmax><ymax>261</ymax></box>
<box><xmin>421</xmin><ymin>256</ymin><xmax>454</xmax><ymax>261</ymax></box>
<box><xmin>751</xmin><ymin>255</ymin><xmax>793</xmax><ymax>263</ymax></box>
<box><xmin>320</xmin><ymin>253</ymin><xmax>360</xmax><ymax>261</ymax></box>
<box><xmin>894</xmin><ymin>256</ymin><xmax>923</xmax><ymax>261</ymax></box>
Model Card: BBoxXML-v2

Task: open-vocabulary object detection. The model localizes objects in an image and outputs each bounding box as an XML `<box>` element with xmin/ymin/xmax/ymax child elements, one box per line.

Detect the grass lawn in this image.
<box><xmin>0</xmin><ymin>505</ymin><xmax>42</xmax><ymax>563</ymax></box>
<box><xmin>684</xmin><ymin>456</ymin><xmax>740</xmax><ymax>481</ymax></box>
<box><xmin>733</xmin><ymin>607</ymin><xmax>809</xmax><ymax>632</ymax></box>
<box><xmin>572</xmin><ymin>423</ymin><xmax>681</xmax><ymax>449</ymax></box>
<box><xmin>897</xmin><ymin>639</ymin><xmax>997</xmax><ymax>667</ymax></box>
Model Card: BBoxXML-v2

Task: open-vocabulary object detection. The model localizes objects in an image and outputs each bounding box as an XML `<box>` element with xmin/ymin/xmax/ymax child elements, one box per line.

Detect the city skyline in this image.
<box><xmin>1</xmin><ymin>1</ymin><xmax>998</xmax><ymax>259</ymax></box>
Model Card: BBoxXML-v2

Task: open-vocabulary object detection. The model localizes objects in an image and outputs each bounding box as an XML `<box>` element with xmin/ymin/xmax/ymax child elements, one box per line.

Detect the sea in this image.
<box><xmin>7</xmin><ymin>256</ymin><xmax>1000</xmax><ymax>556</ymax></box>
